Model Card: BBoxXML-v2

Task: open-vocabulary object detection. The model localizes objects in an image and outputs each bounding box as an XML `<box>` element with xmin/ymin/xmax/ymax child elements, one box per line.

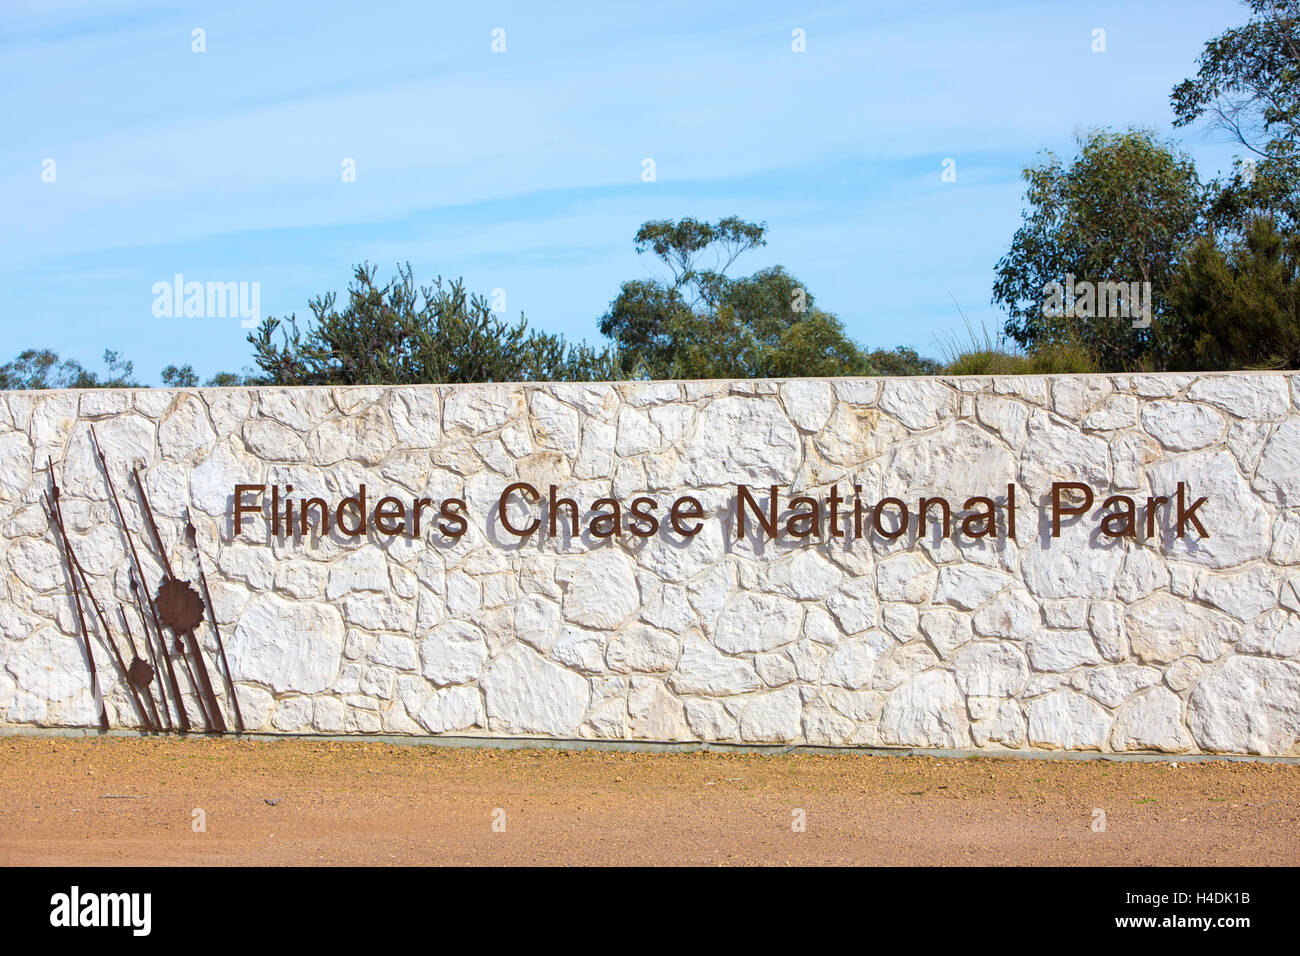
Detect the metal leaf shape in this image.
<box><xmin>155</xmin><ymin>577</ymin><xmax>205</xmax><ymax>633</ymax></box>
<box><xmin>128</xmin><ymin>657</ymin><xmax>155</xmax><ymax>689</ymax></box>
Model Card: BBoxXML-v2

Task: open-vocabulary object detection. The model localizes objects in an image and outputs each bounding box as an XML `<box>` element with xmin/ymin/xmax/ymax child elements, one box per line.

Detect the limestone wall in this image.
<box><xmin>2</xmin><ymin>372</ymin><xmax>1299</xmax><ymax>754</ymax></box>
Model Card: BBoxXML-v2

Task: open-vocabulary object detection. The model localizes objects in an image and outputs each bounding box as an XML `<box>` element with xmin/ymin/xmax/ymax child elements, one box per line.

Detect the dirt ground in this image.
<box><xmin>1</xmin><ymin>735</ymin><xmax>1298</xmax><ymax>866</ymax></box>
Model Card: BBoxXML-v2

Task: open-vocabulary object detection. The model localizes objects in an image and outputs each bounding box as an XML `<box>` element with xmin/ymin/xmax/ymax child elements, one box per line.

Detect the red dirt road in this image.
<box><xmin>2</xmin><ymin>736</ymin><xmax>1298</xmax><ymax>866</ymax></box>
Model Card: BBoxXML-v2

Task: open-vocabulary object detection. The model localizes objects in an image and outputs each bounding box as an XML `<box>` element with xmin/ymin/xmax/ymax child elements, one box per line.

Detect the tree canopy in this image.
<box><xmin>0</xmin><ymin>349</ymin><xmax>138</xmax><ymax>390</ymax></box>
<box><xmin>1165</xmin><ymin>216</ymin><xmax>1300</xmax><ymax>370</ymax></box>
<box><xmin>992</xmin><ymin>128</ymin><xmax>1205</xmax><ymax>371</ymax></box>
<box><xmin>1172</xmin><ymin>0</ymin><xmax>1300</xmax><ymax>233</ymax></box>
<box><xmin>248</xmin><ymin>263</ymin><xmax>619</xmax><ymax>386</ymax></box>
<box><xmin>599</xmin><ymin>217</ymin><xmax>894</xmax><ymax>379</ymax></box>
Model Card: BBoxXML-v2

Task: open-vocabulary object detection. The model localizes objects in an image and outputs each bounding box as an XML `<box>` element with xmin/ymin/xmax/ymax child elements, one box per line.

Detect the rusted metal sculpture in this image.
<box><xmin>132</xmin><ymin>465</ymin><xmax>227</xmax><ymax>734</ymax></box>
<box><xmin>123</xmin><ymin>595</ymin><xmax>171</xmax><ymax>731</ymax></box>
<box><xmin>118</xmin><ymin>607</ymin><xmax>163</xmax><ymax>732</ymax></box>
<box><xmin>90</xmin><ymin>426</ymin><xmax>192</xmax><ymax>734</ymax></box>
<box><xmin>126</xmin><ymin>586</ymin><xmax>172</xmax><ymax>731</ymax></box>
<box><xmin>42</xmin><ymin>481</ymin><xmax>109</xmax><ymax>733</ymax></box>
<box><xmin>155</xmin><ymin>577</ymin><xmax>213</xmax><ymax>728</ymax></box>
<box><xmin>129</xmin><ymin>572</ymin><xmax>177</xmax><ymax>731</ymax></box>
<box><xmin>52</xmin><ymin>509</ymin><xmax>157</xmax><ymax>732</ymax></box>
<box><xmin>186</xmin><ymin>509</ymin><xmax>244</xmax><ymax>733</ymax></box>
<box><xmin>153</xmin><ymin>576</ymin><xmax>216</xmax><ymax>729</ymax></box>
<box><xmin>171</xmin><ymin>631</ymin><xmax>212</xmax><ymax>729</ymax></box>
<box><xmin>156</xmin><ymin>577</ymin><xmax>205</xmax><ymax>632</ymax></box>
<box><xmin>44</xmin><ymin>467</ymin><xmax>157</xmax><ymax>733</ymax></box>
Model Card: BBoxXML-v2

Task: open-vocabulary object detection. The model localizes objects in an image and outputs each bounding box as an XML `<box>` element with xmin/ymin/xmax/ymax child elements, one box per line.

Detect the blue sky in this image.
<box><xmin>2</xmin><ymin>0</ymin><xmax>1250</xmax><ymax>383</ymax></box>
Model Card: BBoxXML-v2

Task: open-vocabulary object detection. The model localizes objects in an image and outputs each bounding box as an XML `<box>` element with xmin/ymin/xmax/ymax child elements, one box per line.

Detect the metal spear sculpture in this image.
<box><xmin>44</xmin><ymin>465</ymin><xmax>158</xmax><ymax>733</ymax></box>
<box><xmin>132</xmin><ymin>465</ymin><xmax>227</xmax><ymax>734</ymax></box>
<box><xmin>90</xmin><ymin>426</ymin><xmax>192</xmax><ymax>734</ymax></box>
<box><xmin>46</xmin><ymin>493</ymin><xmax>157</xmax><ymax>733</ymax></box>
<box><xmin>129</xmin><ymin>571</ymin><xmax>177</xmax><ymax>730</ymax></box>
<box><xmin>155</xmin><ymin>576</ymin><xmax>215</xmax><ymax>730</ymax></box>
<box><xmin>118</xmin><ymin>606</ymin><xmax>163</xmax><ymax>732</ymax></box>
<box><xmin>43</xmin><ymin>476</ymin><xmax>109</xmax><ymax>733</ymax></box>
<box><xmin>126</xmin><ymin>578</ymin><xmax>171</xmax><ymax>732</ymax></box>
<box><xmin>186</xmin><ymin>508</ymin><xmax>244</xmax><ymax>733</ymax></box>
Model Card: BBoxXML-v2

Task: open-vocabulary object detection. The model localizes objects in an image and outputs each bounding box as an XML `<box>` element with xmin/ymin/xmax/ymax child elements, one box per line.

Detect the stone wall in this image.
<box><xmin>2</xmin><ymin>372</ymin><xmax>1299</xmax><ymax>755</ymax></box>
